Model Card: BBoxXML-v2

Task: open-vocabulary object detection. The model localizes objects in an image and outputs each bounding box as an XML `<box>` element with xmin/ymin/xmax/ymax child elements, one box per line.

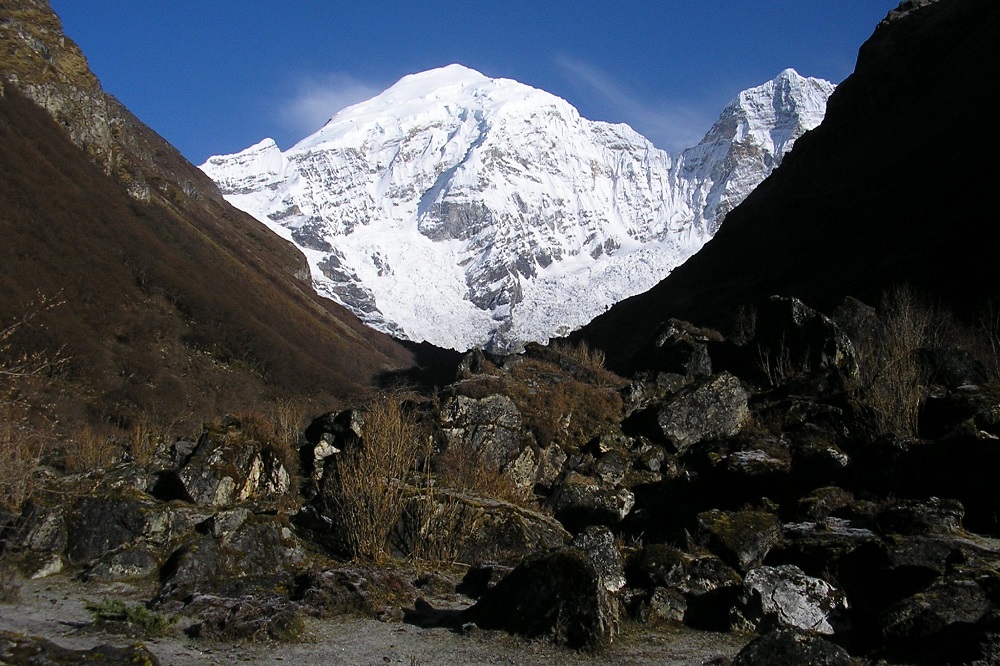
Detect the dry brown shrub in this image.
<box><xmin>850</xmin><ymin>286</ymin><xmax>930</xmax><ymax>439</ymax></box>
<box><xmin>0</xmin><ymin>296</ymin><xmax>63</xmax><ymax>509</ymax></box>
<box><xmin>65</xmin><ymin>423</ymin><xmax>120</xmax><ymax>472</ymax></box>
<box><xmin>328</xmin><ymin>394</ymin><xmax>421</xmax><ymax>562</ymax></box>
<box><xmin>506</xmin><ymin>358</ymin><xmax>623</xmax><ymax>449</ymax></box>
<box><xmin>551</xmin><ymin>340</ymin><xmax>628</xmax><ymax>388</ymax></box>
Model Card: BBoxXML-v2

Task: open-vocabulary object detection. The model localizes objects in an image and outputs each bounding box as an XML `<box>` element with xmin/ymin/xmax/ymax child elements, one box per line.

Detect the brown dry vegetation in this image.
<box><xmin>0</xmin><ymin>83</ymin><xmax>413</xmax><ymax>434</ymax></box>
<box><xmin>452</xmin><ymin>343</ymin><xmax>626</xmax><ymax>451</ymax></box>
<box><xmin>326</xmin><ymin>395</ymin><xmax>422</xmax><ymax>562</ymax></box>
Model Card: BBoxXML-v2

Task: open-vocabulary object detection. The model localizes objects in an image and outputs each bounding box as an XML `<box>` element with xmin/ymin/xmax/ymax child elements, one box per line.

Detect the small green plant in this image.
<box><xmin>85</xmin><ymin>598</ymin><xmax>177</xmax><ymax>637</ymax></box>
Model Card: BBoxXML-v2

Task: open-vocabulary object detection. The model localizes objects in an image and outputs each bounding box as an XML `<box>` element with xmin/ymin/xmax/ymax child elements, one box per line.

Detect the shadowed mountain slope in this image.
<box><xmin>578</xmin><ymin>0</ymin><xmax>1000</xmax><ymax>372</ymax></box>
<box><xmin>0</xmin><ymin>1</ymin><xmax>414</xmax><ymax>427</ymax></box>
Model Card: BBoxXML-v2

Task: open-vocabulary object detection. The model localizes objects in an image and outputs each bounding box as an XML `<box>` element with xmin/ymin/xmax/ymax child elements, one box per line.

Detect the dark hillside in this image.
<box><xmin>0</xmin><ymin>83</ymin><xmax>413</xmax><ymax>426</ymax></box>
<box><xmin>578</xmin><ymin>0</ymin><xmax>1000</xmax><ymax>372</ymax></box>
<box><xmin>0</xmin><ymin>1</ymin><xmax>416</xmax><ymax>428</ymax></box>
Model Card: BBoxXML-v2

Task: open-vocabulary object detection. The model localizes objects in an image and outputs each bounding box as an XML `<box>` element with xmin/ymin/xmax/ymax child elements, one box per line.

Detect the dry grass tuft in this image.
<box><xmin>437</xmin><ymin>439</ymin><xmax>533</xmax><ymax>507</ymax></box>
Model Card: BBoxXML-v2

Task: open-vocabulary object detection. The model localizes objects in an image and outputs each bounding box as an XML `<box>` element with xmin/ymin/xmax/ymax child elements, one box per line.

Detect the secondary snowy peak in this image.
<box><xmin>202</xmin><ymin>65</ymin><xmax>833</xmax><ymax>352</ymax></box>
<box><xmin>679</xmin><ymin>69</ymin><xmax>836</xmax><ymax>233</ymax></box>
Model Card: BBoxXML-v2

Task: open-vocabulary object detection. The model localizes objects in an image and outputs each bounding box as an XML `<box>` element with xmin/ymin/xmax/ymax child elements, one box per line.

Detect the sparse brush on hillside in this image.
<box><xmin>0</xmin><ymin>296</ymin><xmax>63</xmax><ymax>511</ymax></box>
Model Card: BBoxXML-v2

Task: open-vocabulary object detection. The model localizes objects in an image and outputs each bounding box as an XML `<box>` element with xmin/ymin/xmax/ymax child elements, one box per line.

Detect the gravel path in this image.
<box><xmin>0</xmin><ymin>575</ymin><xmax>750</xmax><ymax>665</ymax></box>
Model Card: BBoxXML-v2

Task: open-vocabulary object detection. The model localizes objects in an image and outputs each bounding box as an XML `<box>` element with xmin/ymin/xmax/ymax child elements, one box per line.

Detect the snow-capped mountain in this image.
<box><xmin>202</xmin><ymin>65</ymin><xmax>833</xmax><ymax>352</ymax></box>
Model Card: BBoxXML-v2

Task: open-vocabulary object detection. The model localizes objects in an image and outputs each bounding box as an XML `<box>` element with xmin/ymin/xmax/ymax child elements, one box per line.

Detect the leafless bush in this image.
<box><xmin>850</xmin><ymin>286</ymin><xmax>929</xmax><ymax>439</ymax></box>
<box><xmin>328</xmin><ymin>394</ymin><xmax>420</xmax><ymax>562</ymax></box>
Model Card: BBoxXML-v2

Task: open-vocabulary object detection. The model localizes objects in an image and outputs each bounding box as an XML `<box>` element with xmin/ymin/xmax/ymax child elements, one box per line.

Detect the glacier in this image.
<box><xmin>202</xmin><ymin>64</ymin><xmax>833</xmax><ymax>352</ymax></box>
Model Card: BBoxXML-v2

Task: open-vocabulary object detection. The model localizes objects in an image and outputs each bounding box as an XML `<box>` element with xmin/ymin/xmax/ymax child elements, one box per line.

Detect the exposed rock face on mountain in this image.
<box><xmin>0</xmin><ymin>0</ymin><xmax>414</xmax><ymax>426</ymax></box>
<box><xmin>579</xmin><ymin>0</ymin><xmax>1000</xmax><ymax>372</ymax></box>
<box><xmin>203</xmin><ymin>66</ymin><xmax>832</xmax><ymax>352</ymax></box>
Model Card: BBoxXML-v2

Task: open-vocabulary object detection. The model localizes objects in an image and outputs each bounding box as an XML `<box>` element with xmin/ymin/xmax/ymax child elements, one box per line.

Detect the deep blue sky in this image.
<box><xmin>50</xmin><ymin>1</ymin><xmax>899</xmax><ymax>164</ymax></box>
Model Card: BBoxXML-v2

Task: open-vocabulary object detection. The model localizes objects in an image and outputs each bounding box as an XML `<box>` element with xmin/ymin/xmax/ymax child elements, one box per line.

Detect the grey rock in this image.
<box><xmin>570</xmin><ymin>526</ymin><xmax>626</xmax><ymax>593</ymax></box>
<box><xmin>735</xmin><ymin>564</ymin><xmax>849</xmax><ymax>635</ymax></box>
<box><xmin>656</xmin><ymin>373</ymin><xmax>749</xmax><ymax>453</ymax></box>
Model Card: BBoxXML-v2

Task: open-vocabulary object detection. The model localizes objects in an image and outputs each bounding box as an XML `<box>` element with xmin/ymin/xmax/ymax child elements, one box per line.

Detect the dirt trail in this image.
<box><xmin>0</xmin><ymin>575</ymin><xmax>749</xmax><ymax>665</ymax></box>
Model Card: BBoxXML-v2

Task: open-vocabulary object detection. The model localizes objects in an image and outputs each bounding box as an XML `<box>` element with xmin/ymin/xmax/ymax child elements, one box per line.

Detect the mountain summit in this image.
<box><xmin>203</xmin><ymin>65</ymin><xmax>833</xmax><ymax>352</ymax></box>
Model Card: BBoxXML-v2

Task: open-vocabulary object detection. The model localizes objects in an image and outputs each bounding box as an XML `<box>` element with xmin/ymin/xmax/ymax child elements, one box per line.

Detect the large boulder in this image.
<box><xmin>734</xmin><ymin>564</ymin><xmax>850</xmax><ymax>635</ymax></box>
<box><xmin>732</xmin><ymin>627</ymin><xmax>853</xmax><ymax>666</ymax></box>
<box><xmin>176</xmin><ymin>425</ymin><xmax>292</xmax><ymax>507</ymax></box>
<box><xmin>879</xmin><ymin>573</ymin><xmax>993</xmax><ymax>642</ymax></box>
<box><xmin>464</xmin><ymin>547</ymin><xmax>619</xmax><ymax>650</ymax></box>
<box><xmin>649</xmin><ymin>319</ymin><xmax>713</xmax><ymax>379</ymax></box>
<box><xmin>158</xmin><ymin>512</ymin><xmax>307</xmax><ymax>600</ymax></box>
<box><xmin>876</xmin><ymin>497</ymin><xmax>965</xmax><ymax>536</ymax></box>
<box><xmin>570</xmin><ymin>526</ymin><xmax>626</xmax><ymax>593</ymax></box>
<box><xmin>439</xmin><ymin>394</ymin><xmax>524</xmax><ymax>470</ymax></box>
<box><xmin>656</xmin><ymin>373</ymin><xmax>749</xmax><ymax>453</ymax></box>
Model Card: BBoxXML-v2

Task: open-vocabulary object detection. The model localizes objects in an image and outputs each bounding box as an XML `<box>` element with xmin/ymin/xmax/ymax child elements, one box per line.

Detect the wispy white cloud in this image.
<box><xmin>277</xmin><ymin>72</ymin><xmax>382</xmax><ymax>138</ymax></box>
<box><xmin>553</xmin><ymin>55</ymin><xmax>711</xmax><ymax>153</ymax></box>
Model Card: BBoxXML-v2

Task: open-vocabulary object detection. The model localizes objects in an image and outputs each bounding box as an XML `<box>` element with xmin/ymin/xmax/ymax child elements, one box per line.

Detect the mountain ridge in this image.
<box><xmin>203</xmin><ymin>65</ymin><xmax>833</xmax><ymax>352</ymax></box>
